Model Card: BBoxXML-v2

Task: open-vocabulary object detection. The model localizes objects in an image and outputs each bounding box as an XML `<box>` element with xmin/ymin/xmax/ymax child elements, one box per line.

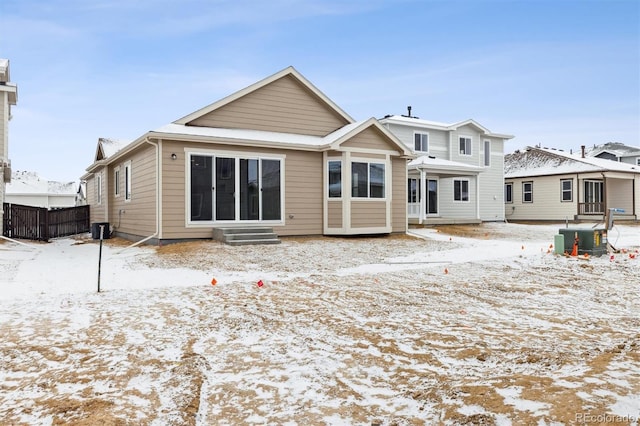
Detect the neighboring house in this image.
<box><xmin>504</xmin><ymin>146</ymin><xmax>639</xmax><ymax>222</ymax></box>
<box><xmin>586</xmin><ymin>142</ymin><xmax>640</xmax><ymax>166</ymax></box>
<box><xmin>0</xmin><ymin>58</ymin><xmax>18</xmax><ymax>236</ymax></box>
<box><xmin>379</xmin><ymin>111</ymin><xmax>514</xmax><ymax>224</ymax></box>
<box><xmin>76</xmin><ymin>181</ymin><xmax>87</xmax><ymax>206</ymax></box>
<box><xmin>5</xmin><ymin>171</ymin><xmax>78</xmax><ymax>209</ymax></box>
<box><xmin>81</xmin><ymin>66</ymin><xmax>412</xmax><ymax>244</ymax></box>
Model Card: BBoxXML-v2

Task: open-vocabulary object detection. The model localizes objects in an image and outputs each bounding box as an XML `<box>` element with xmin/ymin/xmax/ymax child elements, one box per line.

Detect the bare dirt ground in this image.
<box><xmin>0</xmin><ymin>223</ymin><xmax>639</xmax><ymax>425</ymax></box>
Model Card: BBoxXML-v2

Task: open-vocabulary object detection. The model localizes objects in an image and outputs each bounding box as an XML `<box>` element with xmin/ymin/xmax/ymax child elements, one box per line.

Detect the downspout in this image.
<box><xmin>576</xmin><ymin>173</ymin><xmax>580</xmax><ymax>219</ymax></box>
<box><xmin>419</xmin><ymin>167</ymin><xmax>425</xmax><ymax>225</ymax></box>
<box><xmin>476</xmin><ymin>173</ymin><xmax>481</xmax><ymax>220</ymax></box>
<box><xmin>601</xmin><ymin>172</ymin><xmax>607</xmax><ymax>217</ymax></box>
<box><xmin>117</xmin><ymin>137</ymin><xmax>159</xmax><ymax>252</ymax></box>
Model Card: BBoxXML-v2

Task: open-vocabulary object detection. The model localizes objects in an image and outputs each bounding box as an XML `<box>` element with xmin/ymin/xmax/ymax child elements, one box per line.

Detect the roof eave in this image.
<box><xmin>147</xmin><ymin>130</ymin><xmax>326</xmax><ymax>152</ymax></box>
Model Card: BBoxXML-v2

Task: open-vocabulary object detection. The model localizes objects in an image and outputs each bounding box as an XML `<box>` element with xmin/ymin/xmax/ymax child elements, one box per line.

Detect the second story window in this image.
<box><xmin>459</xmin><ymin>136</ymin><xmax>472</xmax><ymax>155</ymax></box>
<box><xmin>414</xmin><ymin>133</ymin><xmax>429</xmax><ymax>152</ymax></box>
<box><xmin>484</xmin><ymin>140</ymin><xmax>491</xmax><ymax>166</ymax></box>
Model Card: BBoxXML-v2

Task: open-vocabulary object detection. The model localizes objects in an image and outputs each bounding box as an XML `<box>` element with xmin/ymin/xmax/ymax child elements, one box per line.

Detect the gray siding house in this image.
<box><xmin>379</xmin><ymin>113</ymin><xmax>513</xmax><ymax>224</ymax></box>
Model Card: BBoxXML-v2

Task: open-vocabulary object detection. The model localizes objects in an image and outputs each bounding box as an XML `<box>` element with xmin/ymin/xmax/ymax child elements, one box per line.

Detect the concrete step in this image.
<box><xmin>226</xmin><ymin>238</ymin><xmax>281</xmax><ymax>246</ymax></box>
<box><xmin>224</xmin><ymin>232</ymin><xmax>278</xmax><ymax>241</ymax></box>
<box><xmin>212</xmin><ymin>227</ymin><xmax>281</xmax><ymax>245</ymax></box>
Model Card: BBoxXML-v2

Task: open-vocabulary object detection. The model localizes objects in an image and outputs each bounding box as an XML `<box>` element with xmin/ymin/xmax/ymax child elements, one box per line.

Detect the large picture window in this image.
<box><xmin>352</xmin><ymin>161</ymin><xmax>385</xmax><ymax>198</ymax></box>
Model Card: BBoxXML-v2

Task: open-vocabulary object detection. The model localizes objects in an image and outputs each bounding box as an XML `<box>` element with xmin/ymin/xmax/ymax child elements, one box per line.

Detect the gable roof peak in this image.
<box><xmin>174</xmin><ymin>66</ymin><xmax>354</xmax><ymax>126</ymax></box>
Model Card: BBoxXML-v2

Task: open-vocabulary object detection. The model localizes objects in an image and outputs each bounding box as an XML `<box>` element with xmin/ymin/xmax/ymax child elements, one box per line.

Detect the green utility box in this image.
<box><xmin>558</xmin><ymin>228</ymin><xmax>608</xmax><ymax>256</ymax></box>
<box><xmin>553</xmin><ymin>234</ymin><xmax>565</xmax><ymax>255</ymax></box>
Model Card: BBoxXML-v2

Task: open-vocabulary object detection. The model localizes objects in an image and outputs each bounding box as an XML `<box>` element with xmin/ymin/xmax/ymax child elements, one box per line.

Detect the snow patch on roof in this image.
<box><xmin>153</xmin><ymin>121</ymin><xmax>370</xmax><ymax>148</ymax></box>
<box><xmin>409</xmin><ymin>155</ymin><xmax>483</xmax><ymax>172</ymax></box>
<box><xmin>505</xmin><ymin>147</ymin><xmax>640</xmax><ymax>178</ymax></box>
<box><xmin>587</xmin><ymin>142</ymin><xmax>640</xmax><ymax>158</ymax></box>
<box><xmin>99</xmin><ymin>138</ymin><xmax>128</xmax><ymax>158</ymax></box>
<box><xmin>6</xmin><ymin>171</ymin><xmax>77</xmax><ymax>195</ymax></box>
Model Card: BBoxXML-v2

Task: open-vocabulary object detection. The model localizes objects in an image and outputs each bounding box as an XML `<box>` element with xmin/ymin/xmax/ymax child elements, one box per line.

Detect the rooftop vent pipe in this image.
<box><xmin>581</xmin><ymin>145</ymin><xmax>586</xmax><ymax>158</ymax></box>
<box><xmin>407</xmin><ymin>106</ymin><xmax>412</xmax><ymax>117</ymax></box>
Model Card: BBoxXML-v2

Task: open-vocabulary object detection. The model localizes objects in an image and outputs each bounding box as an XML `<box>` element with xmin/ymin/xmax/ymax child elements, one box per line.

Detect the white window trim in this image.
<box><xmin>413</xmin><ymin>131</ymin><xmax>429</xmax><ymax>153</ymax></box>
<box><xmin>114</xmin><ymin>166</ymin><xmax>121</xmax><ymax>197</ymax></box>
<box><xmin>561</xmin><ymin>179</ymin><xmax>573</xmax><ymax>202</ymax></box>
<box><xmin>453</xmin><ymin>178</ymin><xmax>470</xmax><ymax>202</ymax></box>
<box><xmin>459</xmin><ymin>136</ymin><xmax>472</xmax><ymax>156</ymax></box>
<box><xmin>124</xmin><ymin>161</ymin><xmax>132</xmax><ymax>202</ymax></box>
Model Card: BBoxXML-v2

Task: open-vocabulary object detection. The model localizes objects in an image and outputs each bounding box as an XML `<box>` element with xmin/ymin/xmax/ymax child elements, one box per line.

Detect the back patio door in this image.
<box><xmin>190</xmin><ymin>155</ymin><xmax>281</xmax><ymax>222</ymax></box>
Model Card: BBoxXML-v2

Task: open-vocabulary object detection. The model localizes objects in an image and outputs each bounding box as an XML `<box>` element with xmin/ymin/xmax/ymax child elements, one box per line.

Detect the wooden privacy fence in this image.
<box><xmin>2</xmin><ymin>203</ymin><xmax>90</xmax><ymax>241</ymax></box>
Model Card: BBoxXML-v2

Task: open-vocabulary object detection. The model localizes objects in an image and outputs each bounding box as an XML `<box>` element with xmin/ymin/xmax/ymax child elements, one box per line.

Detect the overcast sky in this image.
<box><xmin>1</xmin><ymin>0</ymin><xmax>639</xmax><ymax>182</ymax></box>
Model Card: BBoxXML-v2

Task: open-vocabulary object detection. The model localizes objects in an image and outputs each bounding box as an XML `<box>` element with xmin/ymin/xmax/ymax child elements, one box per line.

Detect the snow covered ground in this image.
<box><xmin>0</xmin><ymin>222</ymin><xmax>639</xmax><ymax>425</ymax></box>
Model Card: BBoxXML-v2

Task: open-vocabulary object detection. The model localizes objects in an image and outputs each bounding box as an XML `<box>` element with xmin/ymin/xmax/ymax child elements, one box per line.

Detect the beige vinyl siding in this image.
<box><xmin>188</xmin><ymin>75</ymin><xmax>349</xmax><ymax>136</ymax></box>
<box><xmin>109</xmin><ymin>145</ymin><xmax>157</xmax><ymax>237</ymax></box>
<box><xmin>327</xmin><ymin>201</ymin><xmax>342</xmax><ymax>228</ymax></box>
<box><xmin>160</xmin><ymin>141</ymin><xmax>190</xmax><ymax>238</ymax></box>
<box><xmin>341</xmin><ymin>127</ymin><xmax>397</xmax><ymax>151</ymax></box>
<box><xmin>391</xmin><ymin>157</ymin><xmax>407</xmax><ymax>232</ymax></box>
<box><xmin>351</xmin><ymin>201</ymin><xmax>386</xmax><ymax>228</ymax></box>
<box><xmin>87</xmin><ymin>172</ymin><xmax>107</xmax><ymax>223</ymax></box>
<box><xmin>280</xmin><ymin>150</ymin><xmax>323</xmax><ymax>235</ymax></box>
<box><xmin>160</xmin><ymin>140</ymin><xmax>324</xmax><ymax>238</ymax></box>
<box><xmin>505</xmin><ymin>175</ymin><xmax>578</xmax><ymax>221</ymax></box>
<box><xmin>606</xmin><ymin>178</ymin><xmax>633</xmax><ymax>213</ymax></box>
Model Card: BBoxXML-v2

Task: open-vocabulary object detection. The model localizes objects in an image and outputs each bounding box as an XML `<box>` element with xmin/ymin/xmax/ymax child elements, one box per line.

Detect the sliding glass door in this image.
<box><xmin>190</xmin><ymin>154</ymin><xmax>282</xmax><ymax>223</ymax></box>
